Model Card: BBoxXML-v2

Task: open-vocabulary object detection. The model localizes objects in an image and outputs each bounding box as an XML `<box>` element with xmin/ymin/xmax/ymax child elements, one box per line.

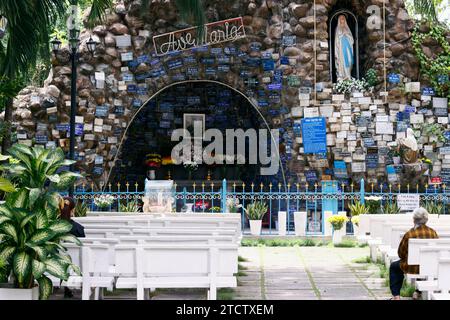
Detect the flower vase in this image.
<box><xmin>332</xmin><ymin>228</ymin><xmax>344</xmax><ymax>244</ymax></box>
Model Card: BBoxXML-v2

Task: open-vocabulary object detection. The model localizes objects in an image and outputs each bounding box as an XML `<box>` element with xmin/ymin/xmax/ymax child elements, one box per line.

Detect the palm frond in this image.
<box><xmin>87</xmin><ymin>0</ymin><xmax>114</xmax><ymax>28</ymax></box>
<box><xmin>175</xmin><ymin>0</ymin><xmax>206</xmax><ymax>38</ymax></box>
<box><xmin>412</xmin><ymin>0</ymin><xmax>438</xmax><ymax>21</ymax></box>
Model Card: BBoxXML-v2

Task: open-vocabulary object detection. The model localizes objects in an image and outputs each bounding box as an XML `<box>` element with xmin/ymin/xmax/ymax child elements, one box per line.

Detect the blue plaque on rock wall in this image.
<box><xmin>280</xmin><ymin>56</ymin><xmax>289</xmax><ymax>65</ymax></box>
<box><xmin>262</xmin><ymin>59</ymin><xmax>275</xmax><ymax>71</ymax></box>
<box><xmin>205</xmin><ymin>67</ymin><xmax>217</xmax><ymax>75</ymax></box>
<box><xmin>95</xmin><ymin>105</ymin><xmax>109</xmax><ymax>117</ymax></box>
<box><xmin>388</xmin><ymin>73</ymin><xmax>400</xmax><ymax>84</ymax></box>
<box><xmin>218</xmin><ymin>65</ymin><xmax>230</xmax><ymax>73</ymax></box>
<box><xmin>167</xmin><ymin>59</ymin><xmax>183</xmax><ymax>70</ymax></box>
<box><xmin>334</xmin><ymin>161</ymin><xmax>348</xmax><ymax>179</ymax></box>
<box><xmin>137</xmin><ymin>55</ymin><xmax>149</xmax><ymax>64</ymax></box>
<box><xmin>201</xmin><ymin>57</ymin><xmax>215</xmax><ymax>65</ymax></box>
<box><xmin>301</xmin><ymin>117</ymin><xmax>327</xmax><ymax>154</ymax></box>
<box><xmin>422</xmin><ymin>87</ymin><xmax>435</xmax><ymax>96</ymax></box>
<box><xmin>224</xmin><ymin>47</ymin><xmax>237</xmax><ymax>55</ymax></box>
<box><xmin>211</xmin><ymin>47</ymin><xmax>223</xmax><ymax>55</ymax></box>
<box><xmin>268</xmin><ymin>83</ymin><xmax>282</xmax><ymax>91</ymax></box>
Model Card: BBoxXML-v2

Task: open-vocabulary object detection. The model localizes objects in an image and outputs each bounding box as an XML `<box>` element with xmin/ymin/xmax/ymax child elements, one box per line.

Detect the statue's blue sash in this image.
<box><xmin>341</xmin><ymin>36</ymin><xmax>354</xmax><ymax>68</ymax></box>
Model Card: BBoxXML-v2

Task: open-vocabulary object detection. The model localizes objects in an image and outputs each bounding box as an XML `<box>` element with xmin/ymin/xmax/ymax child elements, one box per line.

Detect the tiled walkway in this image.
<box><xmin>235</xmin><ymin>246</ymin><xmax>391</xmax><ymax>300</ymax></box>
<box><xmin>50</xmin><ymin>246</ymin><xmax>390</xmax><ymax>300</ymax></box>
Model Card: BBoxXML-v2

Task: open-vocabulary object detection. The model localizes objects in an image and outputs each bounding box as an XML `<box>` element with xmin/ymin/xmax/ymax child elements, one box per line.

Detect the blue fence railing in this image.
<box><xmin>73</xmin><ymin>179</ymin><xmax>450</xmax><ymax>235</ymax></box>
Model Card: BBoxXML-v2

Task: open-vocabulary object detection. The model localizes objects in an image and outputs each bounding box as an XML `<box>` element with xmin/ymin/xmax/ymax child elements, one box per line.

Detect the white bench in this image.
<box><xmin>415</xmin><ymin>246</ymin><xmax>450</xmax><ymax>298</ymax></box>
<box><xmin>114</xmin><ymin>244</ymin><xmax>238</xmax><ymax>300</ymax></box>
<box><xmin>430</xmin><ymin>258</ymin><xmax>450</xmax><ymax>300</ymax></box>
<box><xmin>61</xmin><ymin>244</ymin><xmax>115</xmax><ymax>300</ymax></box>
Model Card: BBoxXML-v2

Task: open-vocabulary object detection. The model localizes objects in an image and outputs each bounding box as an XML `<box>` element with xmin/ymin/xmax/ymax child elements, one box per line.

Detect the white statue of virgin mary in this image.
<box><xmin>335</xmin><ymin>14</ymin><xmax>354</xmax><ymax>80</ymax></box>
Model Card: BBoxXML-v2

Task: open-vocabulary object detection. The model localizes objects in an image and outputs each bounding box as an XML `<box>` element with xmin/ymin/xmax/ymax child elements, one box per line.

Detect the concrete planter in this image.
<box><xmin>278</xmin><ymin>211</ymin><xmax>286</xmax><ymax>236</ymax></box>
<box><xmin>332</xmin><ymin>228</ymin><xmax>345</xmax><ymax>244</ymax></box>
<box><xmin>294</xmin><ymin>211</ymin><xmax>307</xmax><ymax>236</ymax></box>
<box><xmin>249</xmin><ymin>220</ymin><xmax>262</xmax><ymax>236</ymax></box>
<box><xmin>0</xmin><ymin>286</ymin><xmax>39</xmax><ymax>300</ymax></box>
<box><xmin>352</xmin><ymin>223</ymin><xmax>360</xmax><ymax>236</ymax></box>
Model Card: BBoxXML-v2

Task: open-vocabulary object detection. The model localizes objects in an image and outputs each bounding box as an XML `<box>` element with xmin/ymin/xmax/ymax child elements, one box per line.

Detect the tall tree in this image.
<box><xmin>0</xmin><ymin>0</ymin><xmax>112</xmax><ymax>152</ymax></box>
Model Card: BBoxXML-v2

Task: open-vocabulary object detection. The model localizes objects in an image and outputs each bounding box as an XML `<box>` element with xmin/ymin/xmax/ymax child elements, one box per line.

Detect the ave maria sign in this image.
<box><xmin>153</xmin><ymin>17</ymin><xmax>246</xmax><ymax>56</ymax></box>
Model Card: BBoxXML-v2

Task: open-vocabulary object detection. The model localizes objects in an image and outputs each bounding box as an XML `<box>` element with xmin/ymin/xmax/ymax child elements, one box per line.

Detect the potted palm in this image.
<box><xmin>349</xmin><ymin>201</ymin><xmax>368</xmax><ymax>236</ymax></box>
<box><xmin>244</xmin><ymin>202</ymin><xmax>268</xmax><ymax>236</ymax></box>
<box><xmin>0</xmin><ymin>145</ymin><xmax>82</xmax><ymax>300</ymax></box>
<box><xmin>327</xmin><ymin>215</ymin><xmax>348</xmax><ymax>244</ymax></box>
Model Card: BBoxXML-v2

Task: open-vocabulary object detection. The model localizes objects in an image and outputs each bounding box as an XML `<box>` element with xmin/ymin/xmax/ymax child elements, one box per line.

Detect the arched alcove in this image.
<box><xmin>106</xmin><ymin>80</ymin><xmax>286</xmax><ymax>190</ymax></box>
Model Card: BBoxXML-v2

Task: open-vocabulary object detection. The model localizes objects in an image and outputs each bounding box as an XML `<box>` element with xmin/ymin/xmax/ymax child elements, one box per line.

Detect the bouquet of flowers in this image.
<box><xmin>183</xmin><ymin>160</ymin><xmax>198</xmax><ymax>171</ymax></box>
<box><xmin>94</xmin><ymin>194</ymin><xmax>115</xmax><ymax>208</ymax></box>
<box><xmin>145</xmin><ymin>153</ymin><xmax>162</xmax><ymax>168</ymax></box>
<box><xmin>226</xmin><ymin>198</ymin><xmax>242</xmax><ymax>213</ymax></box>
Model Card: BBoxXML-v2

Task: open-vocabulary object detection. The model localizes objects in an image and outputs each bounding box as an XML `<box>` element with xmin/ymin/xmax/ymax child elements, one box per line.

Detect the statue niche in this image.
<box><xmin>329</xmin><ymin>10</ymin><xmax>360</xmax><ymax>82</ymax></box>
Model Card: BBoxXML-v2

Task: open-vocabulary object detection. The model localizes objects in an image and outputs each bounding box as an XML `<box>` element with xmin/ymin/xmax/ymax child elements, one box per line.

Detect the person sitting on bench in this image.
<box><xmin>389</xmin><ymin>207</ymin><xmax>438</xmax><ymax>300</ymax></box>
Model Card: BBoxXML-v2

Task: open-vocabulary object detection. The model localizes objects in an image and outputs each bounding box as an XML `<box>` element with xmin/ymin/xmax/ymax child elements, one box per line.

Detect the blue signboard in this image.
<box><xmin>388</xmin><ymin>73</ymin><xmax>400</xmax><ymax>84</ymax></box>
<box><xmin>95</xmin><ymin>105</ymin><xmax>109</xmax><ymax>117</ymax></box>
<box><xmin>334</xmin><ymin>161</ymin><xmax>348</xmax><ymax>179</ymax></box>
<box><xmin>422</xmin><ymin>87</ymin><xmax>435</xmax><ymax>96</ymax></box>
<box><xmin>262</xmin><ymin>59</ymin><xmax>275</xmax><ymax>71</ymax></box>
<box><xmin>280</xmin><ymin>56</ymin><xmax>289</xmax><ymax>65</ymax></box>
<box><xmin>268</xmin><ymin>83</ymin><xmax>282</xmax><ymax>91</ymax></box>
<box><xmin>301</xmin><ymin>117</ymin><xmax>327</xmax><ymax>154</ymax></box>
<box><xmin>167</xmin><ymin>58</ymin><xmax>183</xmax><ymax>70</ymax></box>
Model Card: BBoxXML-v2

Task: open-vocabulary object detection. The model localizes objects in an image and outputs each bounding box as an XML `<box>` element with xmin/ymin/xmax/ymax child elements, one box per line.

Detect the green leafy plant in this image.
<box><xmin>421</xmin><ymin>201</ymin><xmax>444</xmax><ymax>215</ymax></box>
<box><xmin>364</xmin><ymin>68</ymin><xmax>379</xmax><ymax>88</ymax></box>
<box><xmin>119</xmin><ymin>201</ymin><xmax>140</xmax><ymax>213</ymax></box>
<box><xmin>0</xmin><ymin>145</ymin><xmax>82</xmax><ymax>299</ymax></box>
<box><xmin>349</xmin><ymin>202</ymin><xmax>369</xmax><ymax>216</ymax></box>
<box><xmin>327</xmin><ymin>215</ymin><xmax>348</xmax><ymax>231</ymax></box>
<box><xmin>74</xmin><ymin>201</ymin><xmax>88</xmax><ymax>218</ymax></box>
<box><xmin>365</xmin><ymin>196</ymin><xmax>383</xmax><ymax>214</ymax></box>
<box><xmin>244</xmin><ymin>202</ymin><xmax>268</xmax><ymax>220</ymax></box>
<box><xmin>333</xmin><ymin>77</ymin><xmax>371</xmax><ymax>94</ymax></box>
<box><xmin>209</xmin><ymin>206</ymin><xmax>221</xmax><ymax>213</ymax></box>
<box><xmin>411</xmin><ymin>23</ymin><xmax>450</xmax><ymax>98</ymax></box>
<box><xmin>382</xmin><ymin>201</ymin><xmax>401</xmax><ymax>214</ymax></box>
<box><xmin>417</xmin><ymin>123</ymin><xmax>447</xmax><ymax>143</ymax></box>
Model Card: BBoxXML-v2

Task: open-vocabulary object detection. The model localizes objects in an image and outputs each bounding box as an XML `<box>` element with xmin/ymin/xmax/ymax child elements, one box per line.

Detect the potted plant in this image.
<box><xmin>226</xmin><ymin>198</ymin><xmax>242</xmax><ymax>213</ymax></box>
<box><xmin>382</xmin><ymin>201</ymin><xmax>401</xmax><ymax>214</ymax></box>
<box><xmin>327</xmin><ymin>215</ymin><xmax>348</xmax><ymax>244</ymax></box>
<box><xmin>183</xmin><ymin>160</ymin><xmax>198</xmax><ymax>180</ymax></box>
<box><xmin>119</xmin><ymin>201</ymin><xmax>140</xmax><ymax>213</ymax></box>
<box><xmin>364</xmin><ymin>196</ymin><xmax>382</xmax><ymax>214</ymax></box>
<box><xmin>0</xmin><ymin>145</ymin><xmax>82</xmax><ymax>299</ymax></box>
<box><xmin>244</xmin><ymin>202</ymin><xmax>268</xmax><ymax>236</ymax></box>
<box><xmin>93</xmin><ymin>194</ymin><xmax>115</xmax><ymax>211</ymax></box>
<box><xmin>349</xmin><ymin>201</ymin><xmax>369</xmax><ymax>216</ymax></box>
<box><xmin>351</xmin><ymin>216</ymin><xmax>360</xmax><ymax>236</ymax></box>
<box><xmin>74</xmin><ymin>200</ymin><xmax>88</xmax><ymax>217</ymax></box>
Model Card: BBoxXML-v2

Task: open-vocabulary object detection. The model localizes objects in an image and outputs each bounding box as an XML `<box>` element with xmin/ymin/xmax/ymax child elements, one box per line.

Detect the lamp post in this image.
<box><xmin>51</xmin><ymin>27</ymin><xmax>97</xmax><ymax>196</ymax></box>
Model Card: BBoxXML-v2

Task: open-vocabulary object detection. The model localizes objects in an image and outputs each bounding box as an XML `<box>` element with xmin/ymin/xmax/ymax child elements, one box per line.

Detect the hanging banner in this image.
<box><xmin>153</xmin><ymin>17</ymin><xmax>246</xmax><ymax>56</ymax></box>
<box><xmin>301</xmin><ymin>117</ymin><xmax>327</xmax><ymax>154</ymax></box>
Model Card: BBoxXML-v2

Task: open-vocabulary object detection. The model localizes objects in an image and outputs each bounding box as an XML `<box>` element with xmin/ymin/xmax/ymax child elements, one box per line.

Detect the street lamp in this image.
<box><xmin>51</xmin><ymin>29</ymin><xmax>97</xmax><ymax>196</ymax></box>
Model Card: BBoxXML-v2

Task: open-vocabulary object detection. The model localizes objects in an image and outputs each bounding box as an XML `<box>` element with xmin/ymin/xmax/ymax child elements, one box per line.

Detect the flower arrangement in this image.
<box><xmin>226</xmin><ymin>197</ymin><xmax>242</xmax><ymax>213</ymax></box>
<box><xmin>327</xmin><ymin>215</ymin><xmax>348</xmax><ymax>230</ymax></box>
<box><xmin>244</xmin><ymin>202</ymin><xmax>268</xmax><ymax>220</ymax></box>
<box><xmin>333</xmin><ymin>77</ymin><xmax>371</xmax><ymax>94</ymax></box>
<box><xmin>349</xmin><ymin>201</ymin><xmax>369</xmax><ymax>216</ymax></box>
<box><xmin>94</xmin><ymin>194</ymin><xmax>115</xmax><ymax>208</ymax></box>
<box><xmin>194</xmin><ymin>200</ymin><xmax>210</xmax><ymax>211</ymax></box>
<box><xmin>162</xmin><ymin>156</ymin><xmax>174</xmax><ymax>166</ymax></box>
<box><xmin>183</xmin><ymin>160</ymin><xmax>199</xmax><ymax>171</ymax></box>
<box><xmin>145</xmin><ymin>153</ymin><xmax>162</xmax><ymax>168</ymax></box>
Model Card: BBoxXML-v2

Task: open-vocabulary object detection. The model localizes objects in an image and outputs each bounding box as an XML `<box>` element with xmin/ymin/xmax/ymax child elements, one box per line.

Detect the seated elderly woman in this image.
<box><xmin>389</xmin><ymin>207</ymin><xmax>439</xmax><ymax>300</ymax></box>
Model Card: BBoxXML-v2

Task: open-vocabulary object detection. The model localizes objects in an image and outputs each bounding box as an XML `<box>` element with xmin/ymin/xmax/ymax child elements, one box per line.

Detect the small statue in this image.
<box><xmin>396</xmin><ymin>128</ymin><xmax>419</xmax><ymax>164</ymax></box>
<box><xmin>335</xmin><ymin>14</ymin><xmax>354</xmax><ymax>80</ymax></box>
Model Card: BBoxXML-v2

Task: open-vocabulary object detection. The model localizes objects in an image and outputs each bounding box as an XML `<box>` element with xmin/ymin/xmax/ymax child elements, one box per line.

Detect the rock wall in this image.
<box><xmin>6</xmin><ymin>0</ymin><xmax>449</xmax><ymax>190</ymax></box>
